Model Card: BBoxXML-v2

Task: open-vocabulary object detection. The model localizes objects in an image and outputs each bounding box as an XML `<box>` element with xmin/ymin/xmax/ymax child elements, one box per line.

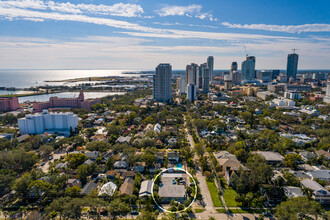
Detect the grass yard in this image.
<box><xmin>205</xmin><ymin>178</ymin><xmax>223</xmax><ymax>207</ymax></box>
<box><xmin>229</xmin><ymin>208</ymin><xmax>250</xmax><ymax>213</ymax></box>
<box><xmin>216</xmin><ymin>208</ymin><xmax>226</xmax><ymax>213</ymax></box>
<box><xmin>223</xmin><ymin>188</ymin><xmax>240</xmax><ymax>207</ymax></box>
<box><xmin>194</xmin><ymin>209</ymin><xmax>205</xmax><ymax>213</ymax></box>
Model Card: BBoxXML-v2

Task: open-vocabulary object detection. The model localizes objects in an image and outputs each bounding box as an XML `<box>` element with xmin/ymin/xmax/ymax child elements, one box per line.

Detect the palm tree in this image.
<box><xmin>302</xmin><ymin>187</ymin><xmax>314</xmax><ymax>200</ymax></box>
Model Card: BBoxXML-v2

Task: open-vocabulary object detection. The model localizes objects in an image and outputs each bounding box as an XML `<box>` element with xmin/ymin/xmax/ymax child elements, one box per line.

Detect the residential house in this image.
<box><xmin>283</xmin><ymin>186</ymin><xmax>304</xmax><ymax>199</ymax></box>
<box><xmin>308</xmin><ymin>170</ymin><xmax>330</xmax><ymax>183</ymax></box>
<box><xmin>115</xmin><ymin>136</ymin><xmax>132</xmax><ymax>144</ymax></box>
<box><xmin>301</xmin><ymin>179</ymin><xmax>330</xmax><ymax>204</ymax></box>
<box><xmin>85</xmin><ymin>151</ymin><xmax>99</xmax><ymax>161</ymax></box>
<box><xmin>66</xmin><ymin>179</ymin><xmax>81</xmax><ymax>188</ymax></box>
<box><xmin>17</xmin><ymin>134</ymin><xmax>30</xmax><ymax>143</ymax></box>
<box><xmin>56</xmin><ymin>162</ymin><xmax>69</xmax><ymax>169</ymax></box>
<box><xmin>167</xmin><ymin>137</ymin><xmax>177</xmax><ymax>147</ymax></box>
<box><xmin>154</xmin><ymin>123</ymin><xmax>161</xmax><ymax>133</ymax></box>
<box><xmin>156</xmin><ymin>152</ymin><xmax>164</xmax><ymax>164</ymax></box>
<box><xmin>98</xmin><ymin>181</ymin><xmax>117</xmax><ymax>197</ymax></box>
<box><xmin>144</xmin><ymin>124</ymin><xmax>153</xmax><ymax>133</ymax></box>
<box><xmin>299</xmin><ymin>151</ymin><xmax>317</xmax><ymax>162</ymax></box>
<box><xmin>122</xmin><ymin>171</ymin><xmax>136</xmax><ymax>179</ymax></box>
<box><xmin>105</xmin><ymin>170</ymin><xmax>120</xmax><ymax>179</ymax></box>
<box><xmin>120</xmin><ymin>178</ymin><xmax>134</xmax><ymax>196</ymax></box>
<box><xmin>113</xmin><ymin>161</ymin><xmax>128</xmax><ymax>169</ymax></box>
<box><xmin>316</xmin><ymin>150</ymin><xmax>330</xmax><ymax>160</ymax></box>
<box><xmin>260</xmin><ymin>185</ymin><xmax>284</xmax><ymax>206</ymax></box>
<box><xmin>289</xmin><ymin>170</ymin><xmax>311</xmax><ymax>180</ymax></box>
<box><xmin>168</xmin><ymin>152</ymin><xmax>180</xmax><ymax>164</ymax></box>
<box><xmin>139</xmin><ymin>180</ymin><xmax>153</xmax><ymax>197</ymax></box>
<box><xmin>84</xmin><ymin>159</ymin><xmax>94</xmax><ymax>165</ymax></box>
<box><xmin>132</xmin><ymin>162</ymin><xmax>146</xmax><ymax>172</ymax></box>
<box><xmin>253</xmin><ymin>151</ymin><xmax>284</xmax><ymax>165</ymax></box>
<box><xmin>81</xmin><ymin>181</ymin><xmax>98</xmax><ymax>195</ymax></box>
<box><xmin>0</xmin><ymin>133</ymin><xmax>14</xmax><ymax>140</ymax></box>
<box><xmin>90</xmin><ymin>134</ymin><xmax>107</xmax><ymax>142</ymax></box>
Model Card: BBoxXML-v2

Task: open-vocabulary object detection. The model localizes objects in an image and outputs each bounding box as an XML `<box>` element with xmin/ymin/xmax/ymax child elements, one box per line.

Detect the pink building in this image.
<box><xmin>0</xmin><ymin>97</ymin><xmax>19</xmax><ymax>112</ymax></box>
<box><xmin>33</xmin><ymin>90</ymin><xmax>101</xmax><ymax>112</ymax></box>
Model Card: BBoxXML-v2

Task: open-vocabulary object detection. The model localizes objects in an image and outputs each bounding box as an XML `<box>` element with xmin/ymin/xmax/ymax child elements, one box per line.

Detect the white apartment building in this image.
<box><xmin>18</xmin><ymin>110</ymin><xmax>78</xmax><ymax>136</ymax></box>
<box><xmin>272</xmin><ymin>98</ymin><xmax>296</xmax><ymax>107</ymax></box>
<box><xmin>284</xmin><ymin>91</ymin><xmax>301</xmax><ymax>100</ymax></box>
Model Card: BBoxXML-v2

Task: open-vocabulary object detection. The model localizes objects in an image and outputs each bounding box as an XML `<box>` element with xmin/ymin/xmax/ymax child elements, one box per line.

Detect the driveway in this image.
<box><xmin>40</xmin><ymin>152</ymin><xmax>67</xmax><ymax>173</ymax></box>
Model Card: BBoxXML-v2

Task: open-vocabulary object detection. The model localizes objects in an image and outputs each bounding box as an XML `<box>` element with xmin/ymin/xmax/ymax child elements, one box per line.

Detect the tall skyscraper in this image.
<box><xmin>207</xmin><ymin>56</ymin><xmax>214</xmax><ymax>80</ymax></box>
<box><xmin>286</xmin><ymin>53</ymin><xmax>299</xmax><ymax>81</ymax></box>
<box><xmin>241</xmin><ymin>56</ymin><xmax>256</xmax><ymax>82</ymax></box>
<box><xmin>198</xmin><ymin>65</ymin><xmax>203</xmax><ymax>89</ymax></box>
<box><xmin>153</xmin><ymin>63</ymin><xmax>172</xmax><ymax>103</ymax></box>
<box><xmin>177</xmin><ymin>76</ymin><xmax>186</xmax><ymax>95</ymax></box>
<box><xmin>231</xmin><ymin>71</ymin><xmax>242</xmax><ymax>85</ymax></box>
<box><xmin>187</xmin><ymin>84</ymin><xmax>197</xmax><ymax>103</ymax></box>
<box><xmin>230</xmin><ymin>62</ymin><xmax>238</xmax><ymax>74</ymax></box>
<box><xmin>201</xmin><ymin>63</ymin><xmax>210</xmax><ymax>93</ymax></box>
<box><xmin>185</xmin><ymin>63</ymin><xmax>199</xmax><ymax>92</ymax></box>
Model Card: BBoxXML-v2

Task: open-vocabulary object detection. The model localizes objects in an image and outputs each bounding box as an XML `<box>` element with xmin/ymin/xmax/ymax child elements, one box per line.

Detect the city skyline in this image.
<box><xmin>0</xmin><ymin>0</ymin><xmax>329</xmax><ymax>70</ymax></box>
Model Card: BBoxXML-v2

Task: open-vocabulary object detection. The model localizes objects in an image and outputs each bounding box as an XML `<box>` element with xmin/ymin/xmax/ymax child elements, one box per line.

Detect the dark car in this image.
<box><xmin>130</xmin><ymin>210</ymin><xmax>139</xmax><ymax>215</ymax></box>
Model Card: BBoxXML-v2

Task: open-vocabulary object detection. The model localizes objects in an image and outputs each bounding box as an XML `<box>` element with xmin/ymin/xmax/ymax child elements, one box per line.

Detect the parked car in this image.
<box><xmin>41</xmin><ymin>162</ymin><xmax>46</xmax><ymax>166</ymax></box>
<box><xmin>130</xmin><ymin>210</ymin><xmax>139</xmax><ymax>215</ymax></box>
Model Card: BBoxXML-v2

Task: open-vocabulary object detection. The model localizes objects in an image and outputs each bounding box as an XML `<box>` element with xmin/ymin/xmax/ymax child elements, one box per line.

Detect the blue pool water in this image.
<box><xmin>176</xmin><ymin>163</ymin><xmax>182</xmax><ymax>169</ymax></box>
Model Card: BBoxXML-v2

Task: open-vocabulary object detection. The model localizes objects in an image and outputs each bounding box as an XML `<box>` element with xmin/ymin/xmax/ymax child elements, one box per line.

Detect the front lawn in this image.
<box><xmin>223</xmin><ymin>188</ymin><xmax>240</xmax><ymax>207</ymax></box>
<box><xmin>194</xmin><ymin>209</ymin><xmax>205</xmax><ymax>213</ymax></box>
<box><xmin>205</xmin><ymin>178</ymin><xmax>222</xmax><ymax>207</ymax></box>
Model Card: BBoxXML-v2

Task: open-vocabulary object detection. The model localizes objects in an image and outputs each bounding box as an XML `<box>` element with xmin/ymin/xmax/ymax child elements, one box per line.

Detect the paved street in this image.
<box><xmin>40</xmin><ymin>152</ymin><xmax>66</xmax><ymax>173</ymax></box>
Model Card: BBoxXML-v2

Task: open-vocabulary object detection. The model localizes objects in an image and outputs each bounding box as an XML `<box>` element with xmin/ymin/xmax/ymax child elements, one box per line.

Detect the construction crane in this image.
<box><xmin>244</xmin><ymin>43</ymin><xmax>248</xmax><ymax>57</ymax></box>
<box><xmin>292</xmin><ymin>48</ymin><xmax>299</xmax><ymax>54</ymax></box>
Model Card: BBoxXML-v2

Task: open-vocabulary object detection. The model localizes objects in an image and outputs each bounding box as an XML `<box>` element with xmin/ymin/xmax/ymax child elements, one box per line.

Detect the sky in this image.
<box><xmin>0</xmin><ymin>0</ymin><xmax>329</xmax><ymax>70</ymax></box>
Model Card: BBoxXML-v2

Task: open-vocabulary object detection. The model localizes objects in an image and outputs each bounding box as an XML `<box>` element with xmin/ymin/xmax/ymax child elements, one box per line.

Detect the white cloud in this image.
<box><xmin>153</xmin><ymin>22</ymin><xmax>218</xmax><ymax>29</ymax></box>
<box><xmin>0</xmin><ymin>0</ymin><xmax>144</xmax><ymax>17</ymax></box>
<box><xmin>222</xmin><ymin>22</ymin><xmax>330</xmax><ymax>33</ymax></box>
<box><xmin>0</xmin><ymin>35</ymin><xmax>329</xmax><ymax>70</ymax></box>
<box><xmin>0</xmin><ymin>4</ymin><xmax>295</xmax><ymax>42</ymax></box>
<box><xmin>156</xmin><ymin>4</ymin><xmax>214</xmax><ymax>21</ymax></box>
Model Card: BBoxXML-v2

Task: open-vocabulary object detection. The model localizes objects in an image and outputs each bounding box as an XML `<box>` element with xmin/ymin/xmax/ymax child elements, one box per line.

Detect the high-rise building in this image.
<box><xmin>241</xmin><ymin>56</ymin><xmax>256</xmax><ymax>82</ymax></box>
<box><xmin>187</xmin><ymin>84</ymin><xmax>197</xmax><ymax>103</ymax></box>
<box><xmin>224</xmin><ymin>74</ymin><xmax>233</xmax><ymax>91</ymax></box>
<box><xmin>272</xmin><ymin>70</ymin><xmax>280</xmax><ymax>80</ymax></box>
<box><xmin>286</xmin><ymin>53</ymin><xmax>299</xmax><ymax>81</ymax></box>
<box><xmin>0</xmin><ymin>97</ymin><xmax>19</xmax><ymax>112</ymax></box>
<box><xmin>324</xmin><ymin>81</ymin><xmax>330</xmax><ymax>104</ymax></box>
<box><xmin>201</xmin><ymin>63</ymin><xmax>210</xmax><ymax>93</ymax></box>
<box><xmin>198</xmin><ymin>65</ymin><xmax>203</xmax><ymax>89</ymax></box>
<box><xmin>153</xmin><ymin>63</ymin><xmax>172</xmax><ymax>103</ymax></box>
<box><xmin>230</xmin><ymin>62</ymin><xmax>238</xmax><ymax>74</ymax></box>
<box><xmin>176</xmin><ymin>76</ymin><xmax>186</xmax><ymax>95</ymax></box>
<box><xmin>185</xmin><ymin>63</ymin><xmax>199</xmax><ymax>92</ymax></box>
<box><xmin>257</xmin><ymin>71</ymin><xmax>272</xmax><ymax>82</ymax></box>
<box><xmin>231</xmin><ymin>71</ymin><xmax>242</xmax><ymax>85</ymax></box>
<box><xmin>18</xmin><ymin>110</ymin><xmax>78</xmax><ymax>136</ymax></box>
<box><xmin>207</xmin><ymin>56</ymin><xmax>214</xmax><ymax>80</ymax></box>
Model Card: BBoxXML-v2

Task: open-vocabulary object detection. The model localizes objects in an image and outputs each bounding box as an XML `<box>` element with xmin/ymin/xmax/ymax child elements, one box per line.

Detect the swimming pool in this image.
<box><xmin>176</xmin><ymin>163</ymin><xmax>182</xmax><ymax>169</ymax></box>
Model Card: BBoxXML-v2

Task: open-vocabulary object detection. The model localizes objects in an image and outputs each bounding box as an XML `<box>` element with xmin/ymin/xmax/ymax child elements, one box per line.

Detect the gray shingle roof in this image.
<box><xmin>139</xmin><ymin>180</ymin><xmax>153</xmax><ymax>197</ymax></box>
